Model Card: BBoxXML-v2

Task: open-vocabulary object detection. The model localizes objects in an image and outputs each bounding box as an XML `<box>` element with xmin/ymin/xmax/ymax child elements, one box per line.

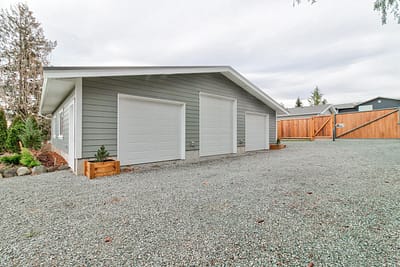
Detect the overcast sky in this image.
<box><xmin>1</xmin><ymin>0</ymin><xmax>399</xmax><ymax>107</ymax></box>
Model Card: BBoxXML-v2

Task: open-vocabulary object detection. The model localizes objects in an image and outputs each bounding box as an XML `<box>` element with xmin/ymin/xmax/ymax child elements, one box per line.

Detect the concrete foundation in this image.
<box><xmin>73</xmin><ymin>146</ymin><xmax>269</xmax><ymax>175</ymax></box>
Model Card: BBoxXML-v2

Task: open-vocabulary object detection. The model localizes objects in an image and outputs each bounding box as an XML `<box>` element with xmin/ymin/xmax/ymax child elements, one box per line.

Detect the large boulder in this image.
<box><xmin>17</xmin><ymin>167</ymin><xmax>31</xmax><ymax>176</ymax></box>
<box><xmin>3</xmin><ymin>168</ymin><xmax>17</xmax><ymax>178</ymax></box>
<box><xmin>32</xmin><ymin>165</ymin><xmax>47</xmax><ymax>175</ymax></box>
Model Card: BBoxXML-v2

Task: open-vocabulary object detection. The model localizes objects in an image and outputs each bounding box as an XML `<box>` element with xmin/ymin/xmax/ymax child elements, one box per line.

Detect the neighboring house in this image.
<box><xmin>277</xmin><ymin>104</ymin><xmax>337</xmax><ymax>120</ymax></box>
<box><xmin>334</xmin><ymin>97</ymin><xmax>400</xmax><ymax>113</ymax></box>
<box><xmin>39</xmin><ymin>66</ymin><xmax>288</xmax><ymax>174</ymax></box>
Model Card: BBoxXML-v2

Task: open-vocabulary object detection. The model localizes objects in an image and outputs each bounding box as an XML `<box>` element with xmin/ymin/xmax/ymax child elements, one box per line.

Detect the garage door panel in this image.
<box><xmin>200</xmin><ymin>94</ymin><xmax>236</xmax><ymax>156</ymax></box>
<box><xmin>118</xmin><ymin>95</ymin><xmax>184</xmax><ymax>165</ymax></box>
<box><xmin>245</xmin><ymin>113</ymin><xmax>269</xmax><ymax>151</ymax></box>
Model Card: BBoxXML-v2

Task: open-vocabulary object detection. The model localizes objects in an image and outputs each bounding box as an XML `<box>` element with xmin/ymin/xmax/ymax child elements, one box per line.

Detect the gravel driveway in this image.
<box><xmin>1</xmin><ymin>140</ymin><xmax>399</xmax><ymax>266</ymax></box>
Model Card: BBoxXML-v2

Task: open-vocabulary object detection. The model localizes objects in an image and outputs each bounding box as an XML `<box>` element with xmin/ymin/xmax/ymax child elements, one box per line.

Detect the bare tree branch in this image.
<box><xmin>294</xmin><ymin>0</ymin><xmax>400</xmax><ymax>24</ymax></box>
<box><xmin>0</xmin><ymin>3</ymin><xmax>56</xmax><ymax>120</ymax></box>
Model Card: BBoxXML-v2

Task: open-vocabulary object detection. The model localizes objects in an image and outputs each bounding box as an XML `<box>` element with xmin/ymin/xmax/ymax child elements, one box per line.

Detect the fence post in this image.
<box><xmin>332</xmin><ymin>114</ymin><xmax>336</xmax><ymax>141</ymax></box>
<box><xmin>309</xmin><ymin>117</ymin><xmax>315</xmax><ymax>141</ymax></box>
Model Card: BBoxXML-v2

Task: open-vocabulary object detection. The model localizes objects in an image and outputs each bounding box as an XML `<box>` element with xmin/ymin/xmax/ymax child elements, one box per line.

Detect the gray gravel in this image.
<box><xmin>1</xmin><ymin>140</ymin><xmax>399</xmax><ymax>266</ymax></box>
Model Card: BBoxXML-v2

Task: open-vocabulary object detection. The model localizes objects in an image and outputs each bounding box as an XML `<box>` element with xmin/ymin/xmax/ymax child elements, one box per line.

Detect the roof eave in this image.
<box><xmin>40</xmin><ymin>66</ymin><xmax>289</xmax><ymax>115</ymax></box>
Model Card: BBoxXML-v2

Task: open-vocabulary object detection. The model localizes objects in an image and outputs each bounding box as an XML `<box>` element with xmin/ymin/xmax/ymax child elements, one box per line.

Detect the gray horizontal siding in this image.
<box><xmin>81</xmin><ymin>73</ymin><xmax>276</xmax><ymax>158</ymax></box>
<box><xmin>51</xmin><ymin>91</ymin><xmax>74</xmax><ymax>154</ymax></box>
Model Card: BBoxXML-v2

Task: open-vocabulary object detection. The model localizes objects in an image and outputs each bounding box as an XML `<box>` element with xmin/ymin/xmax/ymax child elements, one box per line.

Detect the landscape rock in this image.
<box><xmin>3</xmin><ymin>168</ymin><xmax>17</xmax><ymax>178</ymax></box>
<box><xmin>47</xmin><ymin>166</ymin><xmax>58</xmax><ymax>172</ymax></box>
<box><xmin>0</xmin><ymin>173</ymin><xmax>3</xmax><ymax>179</ymax></box>
<box><xmin>17</xmin><ymin>167</ymin><xmax>31</xmax><ymax>176</ymax></box>
<box><xmin>32</xmin><ymin>165</ymin><xmax>47</xmax><ymax>175</ymax></box>
<box><xmin>58</xmin><ymin>164</ymin><xmax>70</xmax><ymax>171</ymax></box>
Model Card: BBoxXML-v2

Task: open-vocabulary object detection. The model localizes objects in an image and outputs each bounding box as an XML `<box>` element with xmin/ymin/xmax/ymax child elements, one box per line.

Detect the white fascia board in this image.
<box><xmin>42</xmin><ymin>66</ymin><xmax>288</xmax><ymax>114</ymax></box>
<box><xmin>39</xmin><ymin>77</ymin><xmax>48</xmax><ymax>115</ymax></box>
<box><xmin>221</xmin><ymin>68</ymin><xmax>289</xmax><ymax>114</ymax></box>
<box><xmin>43</xmin><ymin>66</ymin><xmax>229</xmax><ymax>79</ymax></box>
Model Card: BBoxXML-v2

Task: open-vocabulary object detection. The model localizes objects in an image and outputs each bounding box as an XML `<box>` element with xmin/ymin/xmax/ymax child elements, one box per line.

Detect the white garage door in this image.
<box><xmin>245</xmin><ymin>112</ymin><xmax>269</xmax><ymax>151</ymax></box>
<box><xmin>118</xmin><ymin>94</ymin><xmax>185</xmax><ymax>165</ymax></box>
<box><xmin>200</xmin><ymin>93</ymin><xmax>237</xmax><ymax>156</ymax></box>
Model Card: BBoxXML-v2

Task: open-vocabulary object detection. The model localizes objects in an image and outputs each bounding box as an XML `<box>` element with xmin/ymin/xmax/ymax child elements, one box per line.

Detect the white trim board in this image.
<box><xmin>67</xmin><ymin>101</ymin><xmax>75</xmax><ymax>171</ymax></box>
<box><xmin>74</xmin><ymin>78</ymin><xmax>83</xmax><ymax>158</ymax></box>
<box><xmin>40</xmin><ymin>66</ymin><xmax>288</xmax><ymax>115</ymax></box>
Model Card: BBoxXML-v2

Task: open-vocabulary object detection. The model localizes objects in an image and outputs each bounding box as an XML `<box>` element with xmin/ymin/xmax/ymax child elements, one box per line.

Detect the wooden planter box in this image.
<box><xmin>84</xmin><ymin>160</ymin><xmax>120</xmax><ymax>179</ymax></box>
<box><xmin>270</xmin><ymin>144</ymin><xmax>286</xmax><ymax>150</ymax></box>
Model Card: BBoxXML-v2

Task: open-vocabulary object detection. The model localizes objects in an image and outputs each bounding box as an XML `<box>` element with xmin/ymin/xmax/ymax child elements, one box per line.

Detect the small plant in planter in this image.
<box><xmin>84</xmin><ymin>145</ymin><xmax>120</xmax><ymax>179</ymax></box>
<box><xmin>270</xmin><ymin>138</ymin><xmax>287</xmax><ymax>150</ymax></box>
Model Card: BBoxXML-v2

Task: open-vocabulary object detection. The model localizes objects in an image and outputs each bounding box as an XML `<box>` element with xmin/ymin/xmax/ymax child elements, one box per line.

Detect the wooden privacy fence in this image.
<box><xmin>278</xmin><ymin>108</ymin><xmax>400</xmax><ymax>140</ymax></box>
<box><xmin>336</xmin><ymin>108</ymin><xmax>400</xmax><ymax>139</ymax></box>
<box><xmin>278</xmin><ymin>115</ymin><xmax>333</xmax><ymax>140</ymax></box>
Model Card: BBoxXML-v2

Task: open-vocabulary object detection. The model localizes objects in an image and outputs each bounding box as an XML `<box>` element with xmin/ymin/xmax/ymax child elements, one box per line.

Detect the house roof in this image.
<box><xmin>356</xmin><ymin>96</ymin><xmax>400</xmax><ymax>106</ymax></box>
<box><xmin>277</xmin><ymin>104</ymin><xmax>336</xmax><ymax>118</ymax></box>
<box><xmin>334</xmin><ymin>96</ymin><xmax>400</xmax><ymax>110</ymax></box>
<box><xmin>333</xmin><ymin>102</ymin><xmax>360</xmax><ymax>109</ymax></box>
<box><xmin>39</xmin><ymin>66</ymin><xmax>289</xmax><ymax>115</ymax></box>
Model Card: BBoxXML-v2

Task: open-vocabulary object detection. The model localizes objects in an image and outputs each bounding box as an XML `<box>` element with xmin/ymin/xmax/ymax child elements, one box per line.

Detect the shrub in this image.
<box><xmin>94</xmin><ymin>145</ymin><xmax>109</xmax><ymax>162</ymax></box>
<box><xmin>20</xmin><ymin>116</ymin><xmax>42</xmax><ymax>150</ymax></box>
<box><xmin>0</xmin><ymin>154</ymin><xmax>21</xmax><ymax>165</ymax></box>
<box><xmin>6</xmin><ymin>116</ymin><xmax>24</xmax><ymax>153</ymax></box>
<box><xmin>19</xmin><ymin>148</ymin><xmax>40</xmax><ymax>168</ymax></box>
<box><xmin>38</xmin><ymin>117</ymin><xmax>51</xmax><ymax>141</ymax></box>
<box><xmin>0</xmin><ymin>108</ymin><xmax>7</xmax><ymax>152</ymax></box>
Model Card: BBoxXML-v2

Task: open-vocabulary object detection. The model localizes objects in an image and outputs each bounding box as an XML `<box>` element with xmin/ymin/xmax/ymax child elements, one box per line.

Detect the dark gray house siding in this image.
<box><xmin>81</xmin><ymin>73</ymin><xmax>276</xmax><ymax>158</ymax></box>
<box><xmin>357</xmin><ymin>98</ymin><xmax>400</xmax><ymax>111</ymax></box>
<box><xmin>337</xmin><ymin>98</ymin><xmax>400</xmax><ymax>113</ymax></box>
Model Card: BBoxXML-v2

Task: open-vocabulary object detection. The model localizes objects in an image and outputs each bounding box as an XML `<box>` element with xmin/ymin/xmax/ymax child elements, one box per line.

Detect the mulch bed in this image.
<box><xmin>36</xmin><ymin>151</ymin><xmax>68</xmax><ymax>168</ymax></box>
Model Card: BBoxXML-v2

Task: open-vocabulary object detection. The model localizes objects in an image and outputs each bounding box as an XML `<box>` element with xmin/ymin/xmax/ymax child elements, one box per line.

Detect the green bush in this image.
<box><xmin>0</xmin><ymin>154</ymin><xmax>21</xmax><ymax>165</ymax></box>
<box><xmin>38</xmin><ymin>117</ymin><xmax>51</xmax><ymax>141</ymax></box>
<box><xmin>19</xmin><ymin>148</ymin><xmax>40</xmax><ymax>168</ymax></box>
<box><xmin>20</xmin><ymin>116</ymin><xmax>42</xmax><ymax>150</ymax></box>
<box><xmin>0</xmin><ymin>108</ymin><xmax>7</xmax><ymax>152</ymax></box>
<box><xmin>6</xmin><ymin>116</ymin><xmax>24</xmax><ymax>153</ymax></box>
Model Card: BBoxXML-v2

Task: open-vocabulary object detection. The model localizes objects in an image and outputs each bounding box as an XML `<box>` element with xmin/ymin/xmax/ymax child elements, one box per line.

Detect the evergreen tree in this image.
<box><xmin>295</xmin><ymin>97</ymin><xmax>303</xmax><ymax>108</ymax></box>
<box><xmin>0</xmin><ymin>108</ymin><xmax>7</xmax><ymax>152</ymax></box>
<box><xmin>0</xmin><ymin>3</ymin><xmax>56</xmax><ymax>120</ymax></box>
<box><xmin>95</xmin><ymin>145</ymin><xmax>110</xmax><ymax>162</ymax></box>
<box><xmin>308</xmin><ymin>86</ymin><xmax>328</xmax><ymax>106</ymax></box>
<box><xmin>20</xmin><ymin>115</ymin><xmax>42</xmax><ymax>150</ymax></box>
<box><xmin>6</xmin><ymin>116</ymin><xmax>24</xmax><ymax>153</ymax></box>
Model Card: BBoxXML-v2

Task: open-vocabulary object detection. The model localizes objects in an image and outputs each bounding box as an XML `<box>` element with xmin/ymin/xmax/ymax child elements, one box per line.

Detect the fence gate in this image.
<box><xmin>335</xmin><ymin>108</ymin><xmax>400</xmax><ymax>139</ymax></box>
<box><xmin>278</xmin><ymin>115</ymin><xmax>333</xmax><ymax>140</ymax></box>
<box><xmin>278</xmin><ymin>108</ymin><xmax>400</xmax><ymax>140</ymax></box>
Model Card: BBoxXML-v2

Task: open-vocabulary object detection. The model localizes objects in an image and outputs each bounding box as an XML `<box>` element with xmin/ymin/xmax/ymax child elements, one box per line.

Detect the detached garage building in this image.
<box><xmin>39</xmin><ymin>66</ymin><xmax>287</xmax><ymax>174</ymax></box>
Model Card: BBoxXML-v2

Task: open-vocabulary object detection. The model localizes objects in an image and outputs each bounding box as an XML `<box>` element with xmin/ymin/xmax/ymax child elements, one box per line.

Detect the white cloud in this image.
<box><xmin>1</xmin><ymin>0</ymin><xmax>399</xmax><ymax>107</ymax></box>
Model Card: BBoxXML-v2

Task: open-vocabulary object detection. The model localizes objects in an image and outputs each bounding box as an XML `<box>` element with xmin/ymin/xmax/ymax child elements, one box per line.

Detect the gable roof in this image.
<box><xmin>333</xmin><ymin>102</ymin><xmax>360</xmax><ymax>109</ymax></box>
<box><xmin>277</xmin><ymin>104</ymin><xmax>336</xmax><ymax>118</ymax></box>
<box><xmin>356</xmin><ymin>96</ymin><xmax>400</xmax><ymax>106</ymax></box>
<box><xmin>334</xmin><ymin>96</ymin><xmax>400</xmax><ymax>110</ymax></box>
<box><xmin>39</xmin><ymin>66</ymin><xmax>288</xmax><ymax>115</ymax></box>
